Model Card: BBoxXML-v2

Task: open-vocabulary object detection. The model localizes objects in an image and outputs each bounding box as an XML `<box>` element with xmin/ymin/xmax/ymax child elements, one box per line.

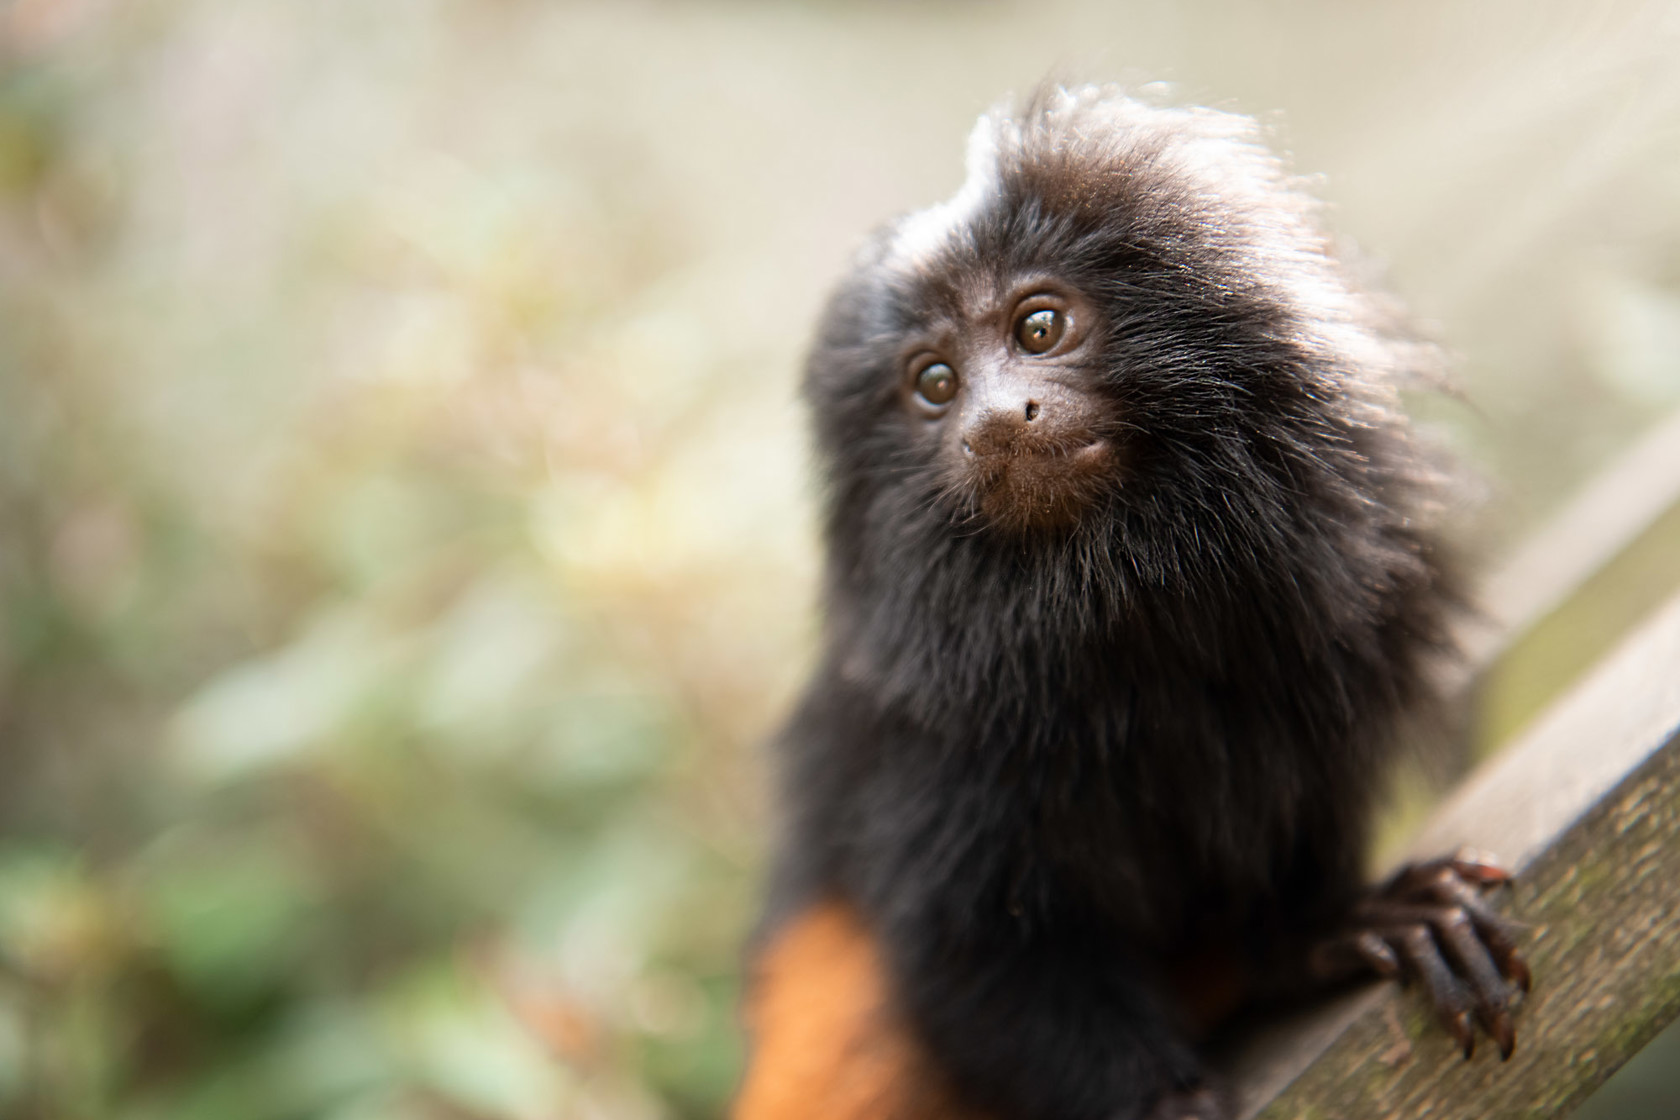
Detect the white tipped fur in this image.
<box><xmin>885</xmin><ymin>87</ymin><xmax>1431</xmax><ymax>415</ymax></box>
<box><xmin>885</xmin><ymin>109</ymin><xmax>1008</xmax><ymax>271</ymax></box>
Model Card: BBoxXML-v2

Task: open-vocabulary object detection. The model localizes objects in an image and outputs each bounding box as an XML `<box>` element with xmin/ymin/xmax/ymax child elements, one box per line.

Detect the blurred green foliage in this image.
<box><xmin>0</xmin><ymin>2</ymin><xmax>818</xmax><ymax>1116</ymax></box>
<box><xmin>1</xmin><ymin>1</ymin><xmax>1678</xmax><ymax>1118</ymax></box>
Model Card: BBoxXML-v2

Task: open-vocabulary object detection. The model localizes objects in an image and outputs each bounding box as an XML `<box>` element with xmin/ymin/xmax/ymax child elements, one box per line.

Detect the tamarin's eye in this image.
<box><xmin>1015</xmin><ymin>308</ymin><xmax>1064</xmax><ymax>353</ymax></box>
<box><xmin>915</xmin><ymin>362</ymin><xmax>958</xmax><ymax>406</ymax></box>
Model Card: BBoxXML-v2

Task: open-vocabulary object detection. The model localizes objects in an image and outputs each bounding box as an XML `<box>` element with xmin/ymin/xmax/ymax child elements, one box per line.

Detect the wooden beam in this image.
<box><xmin>1225</xmin><ymin>588</ymin><xmax>1680</xmax><ymax>1119</ymax></box>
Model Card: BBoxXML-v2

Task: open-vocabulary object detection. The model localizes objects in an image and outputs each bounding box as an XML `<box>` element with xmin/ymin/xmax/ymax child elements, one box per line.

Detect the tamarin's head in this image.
<box><xmin>806</xmin><ymin>87</ymin><xmax>1437</xmax><ymax>610</ymax></box>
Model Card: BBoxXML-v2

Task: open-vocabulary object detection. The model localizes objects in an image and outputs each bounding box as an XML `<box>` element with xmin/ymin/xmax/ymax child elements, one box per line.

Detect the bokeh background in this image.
<box><xmin>2</xmin><ymin>1</ymin><xmax>1679</xmax><ymax>1118</ymax></box>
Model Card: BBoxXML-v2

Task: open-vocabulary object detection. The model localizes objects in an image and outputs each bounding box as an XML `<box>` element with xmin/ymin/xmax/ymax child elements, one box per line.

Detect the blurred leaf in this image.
<box><xmin>121</xmin><ymin>1002</ymin><xmax>393</xmax><ymax>1120</ymax></box>
<box><xmin>380</xmin><ymin>957</ymin><xmax>574</xmax><ymax>1120</ymax></box>
<box><xmin>135</xmin><ymin>840</ymin><xmax>316</xmax><ymax>1013</ymax></box>
<box><xmin>416</xmin><ymin>572</ymin><xmax>565</xmax><ymax>754</ymax></box>
<box><xmin>0</xmin><ymin>848</ymin><xmax>118</xmax><ymax>981</ymax></box>
<box><xmin>170</xmin><ymin>613</ymin><xmax>409</xmax><ymax>782</ymax></box>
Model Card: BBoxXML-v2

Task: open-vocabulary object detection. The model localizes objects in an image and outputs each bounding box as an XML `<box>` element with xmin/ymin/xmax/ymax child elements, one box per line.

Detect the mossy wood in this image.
<box><xmin>1225</xmin><ymin>589</ymin><xmax>1680</xmax><ymax>1119</ymax></box>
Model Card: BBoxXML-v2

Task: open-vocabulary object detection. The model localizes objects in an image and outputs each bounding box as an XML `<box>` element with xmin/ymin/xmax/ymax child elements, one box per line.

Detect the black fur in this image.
<box><xmin>763</xmin><ymin>88</ymin><xmax>1457</xmax><ymax>1120</ymax></box>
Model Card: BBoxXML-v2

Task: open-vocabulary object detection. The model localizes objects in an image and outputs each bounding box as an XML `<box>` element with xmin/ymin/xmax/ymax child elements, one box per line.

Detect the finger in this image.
<box><xmin>1381</xmin><ymin>861</ymin><xmax>1447</xmax><ymax>900</ymax></box>
<box><xmin>1429</xmin><ymin>905</ymin><xmax>1517</xmax><ymax>1060</ymax></box>
<box><xmin>1421</xmin><ymin>874</ymin><xmax>1531</xmax><ymax>992</ymax></box>
<box><xmin>1385</xmin><ymin>856</ymin><xmax>1512</xmax><ymax>905</ymax></box>
<box><xmin>1309</xmin><ymin>929</ymin><xmax>1401</xmax><ymax>982</ymax></box>
<box><xmin>1388</xmin><ymin>923</ymin><xmax>1476</xmax><ymax>1059</ymax></box>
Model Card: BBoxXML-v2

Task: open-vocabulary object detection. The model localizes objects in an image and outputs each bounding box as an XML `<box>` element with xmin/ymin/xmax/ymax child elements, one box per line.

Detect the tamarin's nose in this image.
<box><xmin>962</xmin><ymin>399</ymin><xmax>1039</xmax><ymax>457</ymax></box>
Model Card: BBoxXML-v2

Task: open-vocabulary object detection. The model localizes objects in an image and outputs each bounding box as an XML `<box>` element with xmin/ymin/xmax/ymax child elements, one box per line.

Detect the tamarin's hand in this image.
<box><xmin>1311</xmin><ymin>855</ymin><xmax>1529</xmax><ymax>1060</ymax></box>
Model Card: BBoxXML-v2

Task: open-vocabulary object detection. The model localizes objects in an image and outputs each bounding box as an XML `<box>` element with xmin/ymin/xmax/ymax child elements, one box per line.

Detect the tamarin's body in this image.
<box><xmin>736</xmin><ymin>88</ymin><xmax>1527</xmax><ymax>1120</ymax></box>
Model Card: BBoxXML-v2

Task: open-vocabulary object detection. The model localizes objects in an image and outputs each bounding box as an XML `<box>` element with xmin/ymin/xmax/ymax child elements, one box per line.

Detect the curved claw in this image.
<box><xmin>1447</xmin><ymin>851</ymin><xmax>1513</xmax><ymax>887</ymax></box>
<box><xmin>1489</xmin><ymin>1010</ymin><xmax>1516</xmax><ymax>1061</ymax></box>
<box><xmin>1391</xmin><ymin>920</ymin><xmax>1479</xmax><ymax>1057</ymax></box>
<box><xmin>1450</xmin><ymin>1010</ymin><xmax>1476</xmax><ymax>1060</ymax></box>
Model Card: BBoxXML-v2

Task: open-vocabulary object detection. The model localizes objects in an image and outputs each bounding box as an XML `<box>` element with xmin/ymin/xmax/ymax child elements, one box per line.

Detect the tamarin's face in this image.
<box><xmin>808</xmin><ymin>90</ymin><xmax>1392</xmax><ymax>573</ymax></box>
<box><xmin>893</xmin><ymin>275</ymin><xmax>1119</xmax><ymax>533</ymax></box>
<box><xmin>809</xmin><ymin>199</ymin><xmax>1162</xmax><ymax>546</ymax></box>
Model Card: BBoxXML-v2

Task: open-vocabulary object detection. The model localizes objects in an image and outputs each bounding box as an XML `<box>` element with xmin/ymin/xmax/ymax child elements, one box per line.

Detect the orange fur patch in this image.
<box><xmin>734</xmin><ymin>900</ymin><xmax>977</xmax><ymax>1120</ymax></box>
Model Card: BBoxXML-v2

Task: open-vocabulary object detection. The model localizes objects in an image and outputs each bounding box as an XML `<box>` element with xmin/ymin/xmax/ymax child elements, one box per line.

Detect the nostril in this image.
<box><xmin>1024</xmin><ymin>400</ymin><xmax>1040</xmax><ymax>422</ymax></box>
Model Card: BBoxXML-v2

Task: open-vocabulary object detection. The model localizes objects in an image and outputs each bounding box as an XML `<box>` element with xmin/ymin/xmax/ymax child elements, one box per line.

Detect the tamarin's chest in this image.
<box><xmin>846</xmin><ymin>706</ymin><xmax>1315</xmax><ymax>933</ymax></box>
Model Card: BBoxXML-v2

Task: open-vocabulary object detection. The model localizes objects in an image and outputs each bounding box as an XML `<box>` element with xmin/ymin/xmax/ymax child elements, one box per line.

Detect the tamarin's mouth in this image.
<box><xmin>962</xmin><ymin>435</ymin><xmax>1108</xmax><ymax>462</ymax></box>
<box><xmin>1066</xmin><ymin>438</ymin><xmax>1111</xmax><ymax>466</ymax></box>
<box><xmin>966</xmin><ymin>436</ymin><xmax>1115</xmax><ymax>531</ymax></box>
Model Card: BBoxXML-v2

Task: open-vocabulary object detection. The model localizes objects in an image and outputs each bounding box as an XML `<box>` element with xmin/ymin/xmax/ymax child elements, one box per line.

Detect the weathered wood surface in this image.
<box><xmin>1225</xmin><ymin>588</ymin><xmax>1680</xmax><ymax>1119</ymax></box>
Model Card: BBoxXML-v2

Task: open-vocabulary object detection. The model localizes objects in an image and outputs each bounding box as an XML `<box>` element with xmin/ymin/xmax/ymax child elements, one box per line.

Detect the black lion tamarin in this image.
<box><xmin>735</xmin><ymin>87</ymin><xmax>1528</xmax><ymax>1120</ymax></box>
